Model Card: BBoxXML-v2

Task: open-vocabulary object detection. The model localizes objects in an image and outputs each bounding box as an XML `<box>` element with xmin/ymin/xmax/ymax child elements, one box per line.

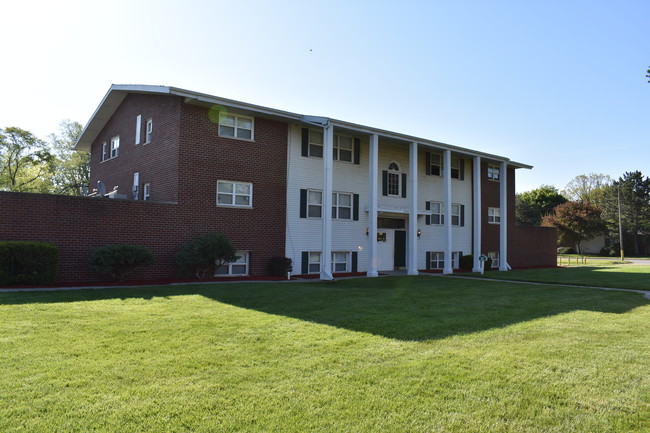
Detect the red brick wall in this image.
<box><xmin>177</xmin><ymin>103</ymin><xmax>288</xmax><ymax>274</ymax></box>
<box><xmin>480</xmin><ymin>163</ymin><xmax>556</xmax><ymax>267</ymax></box>
<box><xmin>89</xmin><ymin>94</ymin><xmax>182</xmax><ymax>202</ymax></box>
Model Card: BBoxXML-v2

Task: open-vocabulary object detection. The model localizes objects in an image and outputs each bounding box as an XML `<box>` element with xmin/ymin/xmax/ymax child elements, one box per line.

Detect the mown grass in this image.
<box><xmin>1</xmin><ymin>276</ymin><xmax>649</xmax><ymax>432</ymax></box>
<box><xmin>474</xmin><ymin>264</ymin><xmax>650</xmax><ymax>291</ymax></box>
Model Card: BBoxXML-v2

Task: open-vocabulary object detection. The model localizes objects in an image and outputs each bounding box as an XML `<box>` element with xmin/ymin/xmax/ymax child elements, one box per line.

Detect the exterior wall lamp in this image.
<box><xmin>417</xmin><ymin>229</ymin><xmax>421</xmax><ymax>238</ymax></box>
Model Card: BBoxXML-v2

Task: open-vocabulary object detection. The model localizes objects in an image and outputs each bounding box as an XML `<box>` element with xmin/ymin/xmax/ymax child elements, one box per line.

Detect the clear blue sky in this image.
<box><xmin>1</xmin><ymin>0</ymin><xmax>647</xmax><ymax>192</ymax></box>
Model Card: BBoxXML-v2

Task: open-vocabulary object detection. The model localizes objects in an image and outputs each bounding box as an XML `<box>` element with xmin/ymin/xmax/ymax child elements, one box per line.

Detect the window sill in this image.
<box><xmin>218</xmin><ymin>135</ymin><xmax>255</xmax><ymax>143</ymax></box>
<box><xmin>217</xmin><ymin>204</ymin><xmax>253</xmax><ymax>209</ymax></box>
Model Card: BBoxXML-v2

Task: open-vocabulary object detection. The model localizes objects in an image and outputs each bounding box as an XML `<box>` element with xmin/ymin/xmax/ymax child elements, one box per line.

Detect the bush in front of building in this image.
<box><xmin>270</xmin><ymin>257</ymin><xmax>293</xmax><ymax>277</ymax></box>
<box><xmin>176</xmin><ymin>233</ymin><xmax>237</xmax><ymax>279</ymax></box>
<box><xmin>0</xmin><ymin>241</ymin><xmax>58</xmax><ymax>286</ymax></box>
<box><xmin>557</xmin><ymin>246</ymin><xmax>576</xmax><ymax>254</ymax></box>
<box><xmin>88</xmin><ymin>244</ymin><xmax>153</xmax><ymax>281</ymax></box>
<box><xmin>459</xmin><ymin>254</ymin><xmax>474</xmax><ymax>271</ymax></box>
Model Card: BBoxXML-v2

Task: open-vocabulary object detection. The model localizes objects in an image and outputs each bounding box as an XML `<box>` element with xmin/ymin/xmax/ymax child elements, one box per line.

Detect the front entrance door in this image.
<box><xmin>394</xmin><ymin>230</ymin><xmax>406</xmax><ymax>268</ymax></box>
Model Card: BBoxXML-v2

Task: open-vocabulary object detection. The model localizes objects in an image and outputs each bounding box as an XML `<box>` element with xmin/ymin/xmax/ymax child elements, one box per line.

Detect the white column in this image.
<box><xmin>443</xmin><ymin>149</ymin><xmax>453</xmax><ymax>274</ymax></box>
<box><xmin>320</xmin><ymin>123</ymin><xmax>334</xmax><ymax>280</ymax></box>
<box><xmin>472</xmin><ymin>156</ymin><xmax>482</xmax><ymax>272</ymax></box>
<box><xmin>367</xmin><ymin>134</ymin><xmax>379</xmax><ymax>277</ymax></box>
<box><xmin>499</xmin><ymin>160</ymin><xmax>509</xmax><ymax>271</ymax></box>
<box><xmin>407</xmin><ymin>142</ymin><xmax>419</xmax><ymax>275</ymax></box>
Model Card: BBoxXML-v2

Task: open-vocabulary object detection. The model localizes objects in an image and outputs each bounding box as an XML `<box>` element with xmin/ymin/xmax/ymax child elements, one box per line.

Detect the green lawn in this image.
<box><xmin>1</xmin><ymin>276</ymin><xmax>649</xmax><ymax>432</ymax></box>
<box><xmin>473</xmin><ymin>263</ymin><xmax>650</xmax><ymax>291</ymax></box>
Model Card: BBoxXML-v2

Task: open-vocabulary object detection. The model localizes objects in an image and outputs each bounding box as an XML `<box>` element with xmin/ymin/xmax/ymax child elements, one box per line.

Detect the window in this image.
<box><xmin>216</xmin><ymin>251</ymin><xmax>249</xmax><ymax>276</ymax></box>
<box><xmin>487</xmin><ymin>164</ymin><xmax>500</xmax><ymax>181</ymax></box>
<box><xmin>101</xmin><ymin>142</ymin><xmax>108</xmax><ymax>161</ymax></box>
<box><xmin>143</xmin><ymin>183</ymin><xmax>151</xmax><ymax>201</ymax></box>
<box><xmin>430</xmin><ymin>252</ymin><xmax>444</xmax><ymax>269</ymax></box>
<box><xmin>333</xmin><ymin>135</ymin><xmax>353</xmax><ymax>162</ymax></box>
<box><xmin>332</xmin><ymin>192</ymin><xmax>352</xmax><ymax>220</ymax></box>
<box><xmin>332</xmin><ymin>252</ymin><xmax>349</xmax><ymax>273</ymax></box>
<box><xmin>217</xmin><ymin>181</ymin><xmax>253</xmax><ymax>207</ymax></box>
<box><xmin>430</xmin><ymin>153</ymin><xmax>442</xmax><ymax>176</ymax></box>
<box><xmin>430</xmin><ymin>202</ymin><xmax>444</xmax><ymax>225</ymax></box>
<box><xmin>387</xmin><ymin>162</ymin><xmax>400</xmax><ymax>196</ymax></box>
<box><xmin>307</xmin><ymin>190</ymin><xmax>322</xmax><ymax>218</ymax></box>
<box><xmin>488</xmin><ymin>251</ymin><xmax>499</xmax><ymax>268</ymax></box>
<box><xmin>452</xmin><ymin>252</ymin><xmax>461</xmax><ymax>269</ymax></box>
<box><xmin>308</xmin><ymin>252</ymin><xmax>321</xmax><ymax>274</ymax></box>
<box><xmin>488</xmin><ymin>207</ymin><xmax>501</xmax><ymax>224</ymax></box>
<box><xmin>450</xmin><ymin>158</ymin><xmax>461</xmax><ymax>179</ymax></box>
<box><xmin>110</xmin><ymin>136</ymin><xmax>119</xmax><ymax>159</ymax></box>
<box><xmin>308</xmin><ymin>130</ymin><xmax>323</xmax><ymax>158</ymax></box>
<box><xmin>145</xmin><ymin>118</ymin><xmax>153</xmax><ymax>143</ymax></box>
<box><xmin>219</xmin><ymin>113</ymin><xmax>254</xmax><ymax>140</ymax></box>
<box><xmin>136</xmin><ymin>115</ymin><xmax>142</xmax><ymax>145</ymax></box>
<box><xmin>451</xmin><ymin>204</ymin><xmax>461</xmax><ymax>226</ymax></box>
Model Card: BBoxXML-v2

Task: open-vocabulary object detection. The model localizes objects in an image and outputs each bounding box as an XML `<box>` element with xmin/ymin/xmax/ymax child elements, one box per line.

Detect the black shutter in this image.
<box><xmin>353</xmin><ymin>194</ymin><xmax>359</xmax><ymax>221</ymax></box>
<box><xmin>351</xmin><ymin>251</ymin><xmax>358</xmax><ymax>272</ymax></box>
<box><xmin>460</xmin><ymin>204</ymin><xmax>465</xmax><ymax>226</ymax></box>
<box><xmin>301</xmin><ymin>252</ymin><xmax>309</xmax><ymax>274</ymax></box>
<box><xmin>426</xmin><ymin>252</ymin><xmax>431</xmax><ymax>270</ymax></box>
<box><xmin>353</xmin><ymin>138</ymin><xmax>360</xmax><ymax>165</ymax></box>
<box><xmin>401</xmin><ymin>173</ymin><xmax>407</xmax><ymax>198</ymax></box>
<box><xmin>300</xmin><ymin>189</ymin><xmax>307</xmax><ymax>218</ymax></box>
<box><xmin>382</xmin><ymin>171</ymin><xmax>388</xmax><ymax>196</ymax></box>
<box><xmin>460</xmin><ymin>159</ymin><xmax>465</xmax><ymax>180</ymax></box>
<box><xmin>425</xmin><ymin>201</ymin><xmax>431</xmax><ymax>225</ymax></box>
<box><xmin>301</xmin><ymin>128</ymin><xmax>309</xmax><ymax>157</ymax></box>
<box><xmin>425</xmin><ymin>152</ymin><xmax>431</xmax><ymax>175</ymax></box>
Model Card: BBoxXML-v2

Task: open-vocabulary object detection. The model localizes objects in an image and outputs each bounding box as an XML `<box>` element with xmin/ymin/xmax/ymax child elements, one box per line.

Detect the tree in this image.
<box><xmin>542</xmin><ymin>201</ymin><xmax>606</xmax><ymax>254</ymax></box>
<box><xmin>515</xmin><ymin>185</ymin><xmax>567</xmax><ymax>226</ymax></box>
<box><xmin>176</xmin><ymin>233</ymin><xmax>238</xmax><ymax>278</ymax></box>
<box><xmin>562</xmin><ymin>173</ymin><xmax>612</xmax><ymax>203</ymax></box>
<box><xmin>0</xmin><ymin>127</ymin><xmax>54</xmax><ymax>192</ymax></box>
<box><xmin>646</xmin><ymin>66</ymin><xmax>650</xmax><ymax>83</ymax></box>
<box><xmin>48</xmin><ymin>120</ymin><xmax>89</xmax><ymax>195</ymax></box>
<box><xmin>611</xmin><ymin>172</ymin><xmax>650</xmax><ymax>255</ymax></box>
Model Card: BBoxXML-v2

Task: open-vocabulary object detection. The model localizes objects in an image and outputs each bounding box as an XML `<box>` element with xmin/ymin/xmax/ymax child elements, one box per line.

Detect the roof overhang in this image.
<box><xmin>74</xmin><ymin>84</ymin><xmax>533</xmax><ymax>170</ymax></box>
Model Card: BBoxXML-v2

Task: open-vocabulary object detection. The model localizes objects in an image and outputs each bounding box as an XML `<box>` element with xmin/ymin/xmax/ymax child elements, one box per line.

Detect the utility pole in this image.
<box><xmin>618</xmin><ymin>185</ymin><xmax>625</xmax><ymax>261</ymax></box>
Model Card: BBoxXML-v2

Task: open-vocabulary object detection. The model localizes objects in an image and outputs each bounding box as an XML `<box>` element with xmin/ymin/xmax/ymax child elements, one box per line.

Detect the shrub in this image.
<box><xmin>88</xmin><ymin>245</ymin><xmax>153</xmax><ymax>281</ymax></box>
<box><xmin>557</xmin><ymin>246</ymin><xmax>575</xmax><ymax>254</ymax></box>
<box><xmin>485</xmin><ymin>256</ymin><xmax>493</xmax><ymax>270</ymax></box>
<box><xmin>270</xmin><ymin>257</ymin><xmax>293</xmax><ymax>277</ymax></box>
<box><xmin>176</xmin><ymin>233</ymin><xmax>237</xmax><ymax>279</ymax></box>
<box><xmin>600</xmin><ymin>245</ymin><xmax>619</xmax><ymax>257</ymax></box>
<box><xmin>0</xmin><ymin>242</ymin><xmax>58</xmax><ymax>286</ymax></box>
<box><xmin>459</xmin><ymin>254</ymin><xmax>473</xmax><ymax>270</ymax></box>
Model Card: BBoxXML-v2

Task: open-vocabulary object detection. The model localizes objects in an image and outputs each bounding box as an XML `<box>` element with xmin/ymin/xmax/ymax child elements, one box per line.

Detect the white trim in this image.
<box><xmin>367</xmin><ymin>134</ymin><xmax>379</xmax><ymax>277</ymax></box>
<box><xmin>499</xmin><ymin>161</ymin><xmax>508</xmax><ymax>271</ymax></box>
<box><xmin>215</xmin><ymin>251</ymin><xmax>250</xmax><ymax>276</ymax></box>
<box><xmin>488</xmin><ymin>207</ymin><xmax>501</xmax><ymax>224</ymax></box>
<box><xmin>135</xmin><ymin>115</ymin><xmax>141</xmax><ymax>145</ymax></box>
<box><xmin>443</xmin><ymin>149</ymin><xmax>453</xmax><ymax>274</ymax></box>
<box><xmin>145</xmin><ymin>118</ymin><xmax>153</xmax><ymax>144</ymax></box>
<box><xmin>472</xmin><ymin>156</ymin><xmax>482</xmax><ymax>272</ymax></box>
<box><xmin>321</xmin><ymin>124</ymin><xmax>334</xmax><ymax>280</ymax></box>
<box><xmin>407</xmin><ymin>141</ymin><xmax>418</xmax><ymax>276</ymax></box>
<box><xmin>218</xmin><ymin>113</ymin><xmax>254</xmax><ymax>141</ymax></box>
<box><xmin>217</xmin><ymin>180</ymin><xmax>253</xmax><ymax>208</ymax></box>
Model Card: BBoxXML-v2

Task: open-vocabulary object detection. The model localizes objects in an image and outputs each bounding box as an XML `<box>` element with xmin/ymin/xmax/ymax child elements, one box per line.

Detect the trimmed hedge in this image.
<box><xmin>0</xmin><ymin>242</ymin><xmax>58</xmax><ymax>286</ymax></box>
<box><xmin>176</xmin><ymin>233</ymin><xmax>237</xmax><ymax>279</ymax></box>
<box><xmin>88</xmin><ymin>244</ymin><xmax>153</xmax><ymax>281</ymax></box>
<box><xmin>270</xmin><ymin>257</ymin><xmax>293</xmax><ymax>277</ymax></box>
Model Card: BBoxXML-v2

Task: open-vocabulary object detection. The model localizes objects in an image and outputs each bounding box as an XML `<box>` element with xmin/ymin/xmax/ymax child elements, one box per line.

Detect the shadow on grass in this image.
<box><xmin>475</xmin><ymin>265</ymin><xmax>650</xmax><ymax>291</ymax></box>
<box><xmin>1</xmin><ymin>276</ymin><xmax>648</xmax><ymax>341</ymax></box>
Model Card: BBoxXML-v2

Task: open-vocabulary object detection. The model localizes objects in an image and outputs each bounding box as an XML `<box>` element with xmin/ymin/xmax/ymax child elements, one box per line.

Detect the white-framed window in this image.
<box><xmin>430</xmin><ymin>252</ymin><xmax>444</xmax><ymax>269</ymax></box>
<box><xmin>430</xmin><ymin>201</ymin><xmax>444</xmax><ymax>225</ymax></box>
<box><xmin>452</xmin><ymin>252</ymin><xmax>461</xmax><ymax>269</ymax></box>
<box><xmin>487</xmin><ymin>164</ymin><xmax>500</xmax><ymax>181</ymax></box>
<box><xmin>451</xmin><ymin>157</ymin><xmax>461</xmax><ymax>179</ymax></box>
<box><xmin>333</xmin><ymin>135</ymin><xmax>353</xmax><ymax>162</ymax></box>
<box><xmin>488</xmin><ymin>251</ymin><xmax>500</xmax><ymax>268</ymax></box>
<box><xmin>219</xmin><ymin>113</ymin><xmax>254</xmax><ymax>140</ymax></box>
<box><xmin>488</xmin><ymin>207</ymin><xmax>501</xmax><ymax>224</ymax></box>
<box><xmin>332</xmin><ymin>252</ymin><xmax>349</xmax><ymax>273</ymax></box>
<box><xmin>451</xmin><ymin>204</ymin><xmax>461</xmax><ymax>226</ymax></box>
<box><xmin>308</xmin><ymin>252</ymin><xmax>321</xmax><ymax>274</ymax></box>
<box><xmin>145</xmin><ymin>118</ymin><xmax>153</xmax><ymax>143</ymax></box>
<box><xmin>430</xmin><ymin>153</ymin><xmax>442</xmax><ymax>176</ymax></box>
<box><xmin>110</xmin><ymin>136</ymin><xmax>120</xmax><ymax>159</ymax></box>
<box><xmin>143</xmin><ymin>183</ymin><xmax>151</xmax><ymax>201</ymax></box>
<box><xmin>307</xmin><ymin>190</ymin><xmax>323</xmax><ymax>218</ymax></box>
<box><xmin>332</xmin><ymin>192</ymin><xmax>352</xmax><ymax>220</ymax></box>
<box><xmin>101</xmin><ymin>142</ymin><xmax>108</xmax><ymax>161</ymax></box>
<box><xmin>308</xmin><ymin>130</ymin><xmax>323</xmax><ymax>158</ymax></box>
<box><xmin>216</xmin><ymin>251</ymin><xmax>249</xmax><ymax>276</ymax></box>
<box><xmin>217</xmin><ymin>180</ymin><xmax>253</xmax><ymax>207</ymax></box>
<box><xmin>387</xmin><ymin>162</ymin><xmax>401</xmax><ymax>196</ymax></box>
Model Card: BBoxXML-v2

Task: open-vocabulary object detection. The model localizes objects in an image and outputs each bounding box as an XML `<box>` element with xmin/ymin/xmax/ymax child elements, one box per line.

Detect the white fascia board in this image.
<box><xmin>327</xmin><ymin>118</ymin><xmax>527</xmax><ymax>166</ymax></box>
